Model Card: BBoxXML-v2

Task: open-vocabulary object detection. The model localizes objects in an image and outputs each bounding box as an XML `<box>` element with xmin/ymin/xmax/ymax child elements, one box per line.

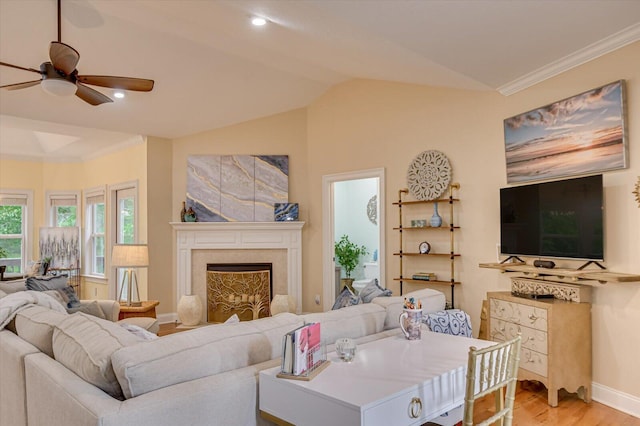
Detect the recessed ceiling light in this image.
<box><xmin>251</xmin><ymin>17</ymin><xmax>267</xmax><ymax>26</ymax></box>
<box><xmin>113</xmin><ymin>91</ymin><xmax>125</xmax><ymax>99</ymax></box>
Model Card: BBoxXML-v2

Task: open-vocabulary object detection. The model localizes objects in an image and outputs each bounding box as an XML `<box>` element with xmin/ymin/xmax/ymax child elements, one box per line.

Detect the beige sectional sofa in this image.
<box><xmin>0</xmin><ymin>288</ymin><xmax>446</xmax><ymax>426</ymax></box>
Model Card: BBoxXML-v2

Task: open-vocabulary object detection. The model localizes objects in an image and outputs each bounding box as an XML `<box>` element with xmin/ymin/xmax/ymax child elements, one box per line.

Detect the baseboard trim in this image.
<box><xmin>592</xmin><ymin>382</ymin><xmax>640</xmax><ymax>419</ymax></box>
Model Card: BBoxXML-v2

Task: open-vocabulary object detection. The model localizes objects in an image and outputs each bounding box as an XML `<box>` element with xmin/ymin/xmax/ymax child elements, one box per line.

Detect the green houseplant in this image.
<box><xmin>334</xmin><ymin>235</ymin><xmax>368</xmax><ymax>292</ymax></box>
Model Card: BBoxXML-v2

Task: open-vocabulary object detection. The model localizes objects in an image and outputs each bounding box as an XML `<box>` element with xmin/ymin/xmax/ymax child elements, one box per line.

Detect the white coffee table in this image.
<box><xmin>259</xmin><ymin>331</ymin><xmax>495</xmax><ymax>426</ymax></box>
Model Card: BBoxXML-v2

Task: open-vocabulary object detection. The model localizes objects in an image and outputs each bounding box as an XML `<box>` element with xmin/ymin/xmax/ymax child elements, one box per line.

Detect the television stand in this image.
<box><xmin>577</xmin><ymin>260</ymin><xmax>606</xmax><ymax>271</ymax></box>
<box><xmin>500</xmin><ymin>255</ymin><xmax>525</xmax><ymax>264</ymax></box>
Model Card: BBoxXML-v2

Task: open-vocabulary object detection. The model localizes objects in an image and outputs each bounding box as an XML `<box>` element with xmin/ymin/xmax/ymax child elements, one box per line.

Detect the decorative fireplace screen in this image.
<box><xmin>206</xmin><ymin>266</ymin><xmax>272</xmax><ymax>323</ymax></box>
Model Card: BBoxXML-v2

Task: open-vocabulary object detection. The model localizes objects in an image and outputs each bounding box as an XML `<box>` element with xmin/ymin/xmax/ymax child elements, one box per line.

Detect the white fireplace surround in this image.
<box><xmin>171</xmin><ymin>222</ymin><xmax>305</xmax><ymax>314</ymax></box>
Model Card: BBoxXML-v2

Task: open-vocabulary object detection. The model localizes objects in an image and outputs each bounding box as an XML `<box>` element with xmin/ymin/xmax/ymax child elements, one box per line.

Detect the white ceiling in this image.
<box><xmin>1</xmin><ymin>0</ymin><xmax>639</xmax><ymax>162</ymax></box>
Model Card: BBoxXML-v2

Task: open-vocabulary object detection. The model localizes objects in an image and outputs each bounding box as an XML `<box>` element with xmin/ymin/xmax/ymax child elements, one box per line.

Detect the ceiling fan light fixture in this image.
<box><xmin>41</xmin><ymin>78</ymin><xmax>76</xmax><ymax>97</ymax></box>
<box><xmin>251</xmin><ymin>17</ymin><xmax>267</xmax><ymax>26</ymax></box>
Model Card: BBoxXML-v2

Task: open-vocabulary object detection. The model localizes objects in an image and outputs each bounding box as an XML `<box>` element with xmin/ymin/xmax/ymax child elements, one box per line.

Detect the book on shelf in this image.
<box><xmin>281</xmin><ymin>322</ymin><xmax>322</xmax><ymax>376</ymax></box>
<box><xmin>412</xmin><ymin>272</ymin><xmax>437</xmax><ymax>281</ymax></box>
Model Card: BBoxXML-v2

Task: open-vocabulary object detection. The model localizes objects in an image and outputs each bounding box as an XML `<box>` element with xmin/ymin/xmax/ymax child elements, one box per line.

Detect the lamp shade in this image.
<box><xmin>41</xmin><ymin>79</ymin><xmax>77</xmax><ymax>96</ymax></box>
<box><xmin>111</xmin><ymin>244</ymin><xmax>149</xmax><ymax>267</ymax></box>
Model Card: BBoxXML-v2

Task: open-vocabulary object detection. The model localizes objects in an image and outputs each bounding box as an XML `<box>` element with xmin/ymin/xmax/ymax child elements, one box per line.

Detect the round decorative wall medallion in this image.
<box><xmin>633</xmin><ymin>176</ymin><xmax>640</xmax><ymax>207</ymax></box>
<box><xmin>406</xmin><ymin>150</ymin><xmax>452</xmax><ymax>200</ymax></box>
<box><xmin>367</xmin><ymin>195</ymin><xmax>378</xmax><ymax>225</ymax></box>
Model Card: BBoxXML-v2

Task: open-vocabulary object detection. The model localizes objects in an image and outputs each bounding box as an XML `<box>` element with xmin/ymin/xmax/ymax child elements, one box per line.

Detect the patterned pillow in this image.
<box><xmin>25</xmin><ymin>275</ymin><xmax>68</xmax><ymax>291</ymax></box>
<box><xmin>332</xmin><ymin>287</ymin><xmax>362</xmax><ymax>310</ymax></box>
<box><xmin>67</xmin><ymin>301</ymin><xmax>106</xmax><ymax>318</ymax></box>
<box><xmin>358</xmin><ymin>279</ymin><xmax>392</xmax><ymax>303</ymax></box>
<box><xmin>424</xmin><ymin>309</ymin><xmax>472</xmax><ymax>337</ymax></box>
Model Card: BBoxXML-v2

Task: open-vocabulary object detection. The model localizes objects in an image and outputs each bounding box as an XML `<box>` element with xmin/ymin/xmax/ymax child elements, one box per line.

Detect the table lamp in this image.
<box><xmin>111</xmin><ymin>244</ymin><xmax>148</xmax><ymax>307</ymax></box>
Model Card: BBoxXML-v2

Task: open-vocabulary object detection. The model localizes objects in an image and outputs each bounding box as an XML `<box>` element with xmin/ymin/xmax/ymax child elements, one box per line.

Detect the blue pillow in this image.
<box><xmin>332</xmin><ymin>287</ymin><xmax>362</xmax><ymax>310</ymax></box>
<box><xmin>358</xmin><ymin>279</ymin><xmax>392</xmax><ymax>303</ymax></box>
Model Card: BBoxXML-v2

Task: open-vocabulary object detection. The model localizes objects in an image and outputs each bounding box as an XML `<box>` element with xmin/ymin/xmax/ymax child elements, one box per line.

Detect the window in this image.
<box><xmin>84</xmin><ymin>187</ymin><xmax>106</xmax><ymax>276</ymax></box>
<box><xmin>109</xmin><ymin>182</ymin><xmax>138</xmax><ymax>299</ymax></box>
<box><xmin>46</xmin><ymin>191</ymin><xmax>80</xmax><ymax>227</ymax></box>
<box><xmin>0</xmin><ymin>190</ymin><xmax>33</xmax><ymax>275</ymax></box>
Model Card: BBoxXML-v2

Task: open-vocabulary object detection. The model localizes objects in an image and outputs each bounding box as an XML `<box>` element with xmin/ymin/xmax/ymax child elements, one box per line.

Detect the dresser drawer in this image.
<box><xmin>490</xmin><ymin>298</ymin><xmax>548</xmax><ymax>332</ymax></box>
<box><xmin>489</xmin><ymin>319</ymin><xmax>548</xmax><ymax>355</ymax></box>
<box><xmin>519</xmin><ymin>347</ymin><xmax>548</xmax><ymax>377</ymax></box>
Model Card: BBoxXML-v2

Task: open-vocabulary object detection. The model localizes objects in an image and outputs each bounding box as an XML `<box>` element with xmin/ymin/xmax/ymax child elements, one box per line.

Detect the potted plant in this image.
<box><xmin>334</xmin><ymin>235</ymin><xmax>368</xmax><ymax>292</ymax></box>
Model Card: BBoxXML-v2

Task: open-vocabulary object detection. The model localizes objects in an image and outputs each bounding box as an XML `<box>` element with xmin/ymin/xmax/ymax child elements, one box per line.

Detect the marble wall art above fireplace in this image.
<box><xmin>186</xmin><ymin>155</ymin><xmax>289</xmax><ymax>222</ymax></box>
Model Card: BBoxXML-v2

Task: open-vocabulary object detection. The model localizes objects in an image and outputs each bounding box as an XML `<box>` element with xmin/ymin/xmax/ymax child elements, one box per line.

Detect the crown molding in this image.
<box><xmin>498</xmin><ymin>23</ymin><xmax>640</xmax><ymax>96</ymax></box>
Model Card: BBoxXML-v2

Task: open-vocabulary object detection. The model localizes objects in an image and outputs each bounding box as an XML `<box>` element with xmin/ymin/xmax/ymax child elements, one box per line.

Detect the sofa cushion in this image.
<box><xmin>0</xmin><ymin>279</ymin><xmax>26</xmax><ymax>294</ymax></box>
<box><xmin>112</xmin><ymin>312</ymin><xmax>303</xmax><ymax>399</ymax></box>
<box><xmin>301</xmin><ymin>303</ymin><xmax>386</xmax><ymax>345</ymax></box>
<box><xmin>14</xmin><ymin>305</ymin><xmax>68</xmax><ymax>358</ymax></box>
<box><xmin>0</xmin><ymin>289</ymin><xmax>6</xmax><ymax>299</ymax></box>
<box><xmin>372</xmin><ymin>288</ymin><xmax>446</xmax><ymax>330</ymax></box>
<box><xmin>52</xmin><ymin>312</ymin><xmax>142</xmax><ymax>399</ymax></box>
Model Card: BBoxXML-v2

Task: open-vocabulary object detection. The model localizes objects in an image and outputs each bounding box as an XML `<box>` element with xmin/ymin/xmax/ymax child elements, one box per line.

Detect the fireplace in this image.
<box><xmin>207</xmin><ymin>263</ymin><xmax>273</xmax><ymax>322</ymax></box>
<box><xmin>171</xmin><ymin>222</ymin><xmax>304</xmax><ymax>322</ymax></box>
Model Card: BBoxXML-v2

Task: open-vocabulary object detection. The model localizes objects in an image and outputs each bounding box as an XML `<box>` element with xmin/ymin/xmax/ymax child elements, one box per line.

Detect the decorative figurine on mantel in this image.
<box><xmin>184</xmin><ymin>207</ymin><xmax>197</xmax><ymax>222</ymax></box>
<box><xmin>180</xmin><ymin>201</ymin><xmax>187</xmax><ymax>222</ymax></box>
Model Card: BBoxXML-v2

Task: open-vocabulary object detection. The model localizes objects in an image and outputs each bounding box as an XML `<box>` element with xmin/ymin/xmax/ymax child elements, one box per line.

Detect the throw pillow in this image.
<box><xmin>67</xmin><ymin>301</ymin><xmax>106</xmax><ymax>319</ymax></box>
<box><xmin>25</xmin><ymin>275</ymin><xmax>68</xmax><ymax>291</ymax></box>
<box><xmin>332</xmin><ymin>287</ymin><xmax>362</xmax><ymax>310</ymax></box>
<box><xmin>358</xmin><ymin>279</ymin><xmax>392</xmax><ymax>303</ymax></box>
<box><xmin>42</xmin><ymin>286</ymin><xmax>81</xmax><ymax>309</ymax></box>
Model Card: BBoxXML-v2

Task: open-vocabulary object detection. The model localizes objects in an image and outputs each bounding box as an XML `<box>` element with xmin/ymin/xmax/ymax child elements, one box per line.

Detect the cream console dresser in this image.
<box><xmin>487</xmin><ymin>277</ymin><xmax>592</xmax><ymax>407</ymax></box>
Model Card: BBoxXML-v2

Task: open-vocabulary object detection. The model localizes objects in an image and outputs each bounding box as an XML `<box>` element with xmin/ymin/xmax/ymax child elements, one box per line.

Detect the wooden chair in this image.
<box><xmin>462</xmin><ymin>334</ymin><xmax>522</xmax><ymax>426</ymax></box>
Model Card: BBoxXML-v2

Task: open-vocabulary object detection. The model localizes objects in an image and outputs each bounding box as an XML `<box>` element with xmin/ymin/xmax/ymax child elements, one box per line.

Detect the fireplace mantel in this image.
<box><xmin>171</xmin><ymin>222</ymin><xmax>304</xmax><ymax>314</ymax></box>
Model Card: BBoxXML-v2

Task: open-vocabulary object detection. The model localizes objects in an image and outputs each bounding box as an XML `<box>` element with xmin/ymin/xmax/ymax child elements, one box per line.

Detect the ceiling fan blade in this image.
<box><xmin>0</xmin><ymin>80</ymin><xmax>42</xmax><ymax>91</ymax></box>
<box><xmin>76</xmin><ymin>75</ymin><xmax>154</xmax><ymax>92</ymax></box>
<box><xmin>0</xmin><ymin>61</ymin><xmax>42</xmax><ymax>75</ymax></box>
<box><xmin>50</xmin><ymin>41</ymin><xmax>80</xmax><ymax>75</ymax></box>
<box><xmin>75</xmin><ymin>82</ymin><xmax>112</xmax><ymax>106</ymax></box>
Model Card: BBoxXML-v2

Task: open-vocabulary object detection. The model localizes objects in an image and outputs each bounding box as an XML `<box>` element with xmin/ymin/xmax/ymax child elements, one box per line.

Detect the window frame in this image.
<box><xmin>83</xmin><ymin>186</ymin><xmax>106</xmax><ymax>278</ymax></box>
<box><xmin>0</xmin><ymin>189</ymin><xmax>34</xmax><ymax>275</ymax></box>
<box><xmin>45</xmin><ymin>190</ymin><xmax>81</xmax><ymax>227</ymax></box>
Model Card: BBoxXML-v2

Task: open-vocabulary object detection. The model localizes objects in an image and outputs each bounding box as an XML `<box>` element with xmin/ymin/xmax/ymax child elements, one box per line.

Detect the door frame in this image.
<box><xmin>322</xmin><ymin>168</ymin><xmax>385</xmax><ymax>311</ymax></box>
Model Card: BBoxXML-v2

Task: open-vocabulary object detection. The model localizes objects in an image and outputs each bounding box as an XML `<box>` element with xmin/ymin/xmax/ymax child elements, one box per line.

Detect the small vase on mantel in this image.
<box><xmin>430</xmin><ymin>203</ymin><xmax>443</xmax><ymax>228</ymax></box>
<box><xmin>180</xmin><ymin>201</ymin><xmax>187</xmax><ymax>222</ymax></box>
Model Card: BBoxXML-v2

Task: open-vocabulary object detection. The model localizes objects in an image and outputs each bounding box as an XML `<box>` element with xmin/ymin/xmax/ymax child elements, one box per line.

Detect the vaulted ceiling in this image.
<box><xmin>1</xmin><ymin>0</ymin><xmax>639</xmax><ymax>161</ymax></box>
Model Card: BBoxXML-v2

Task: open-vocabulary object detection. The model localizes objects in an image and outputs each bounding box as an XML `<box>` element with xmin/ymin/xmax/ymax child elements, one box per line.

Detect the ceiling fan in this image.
<box><xmin>0</xmin><ymin>0</ymin><xmax>154</xmax><ymax>106</ymax></box>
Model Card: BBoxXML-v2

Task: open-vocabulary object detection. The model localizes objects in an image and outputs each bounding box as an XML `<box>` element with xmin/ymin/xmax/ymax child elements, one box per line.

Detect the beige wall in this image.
<box><xmin>146</xmin><ymin>136</ymin><xmax>173</xmax><ymax>314</ymax></box>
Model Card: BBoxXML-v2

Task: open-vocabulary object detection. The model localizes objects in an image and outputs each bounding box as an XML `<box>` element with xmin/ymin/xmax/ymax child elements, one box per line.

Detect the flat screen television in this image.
<box><xmin>500</xmin><ymin>174</ymin><xmax>604</xmax><ymax>261</ymax></box>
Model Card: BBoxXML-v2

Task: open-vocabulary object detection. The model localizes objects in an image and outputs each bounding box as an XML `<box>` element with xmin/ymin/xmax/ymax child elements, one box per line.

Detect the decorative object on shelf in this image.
<box><xmin>634</xmin><ymin>176</ymin><xmax>640</xmax><ymax>207</ymax></box>
<box><xmin>180</xmin><ymin>201</ymin><xmax>187</xmax><ymax>222</ymax></box>
<box><xmin>270</xmin><ymin>294</ymin><xmax>296</xmax><ymax>315</ymax></box>
<box><xmin>419</xmin><ymin>242</ymin><xmax>431</xmax><ymax>254</ymax></box>
<box><xmin>412</xmin><ymin>272</ymin><xmax>436</xmax><ymax>281</ymax></box>
<box><xmin>504</xmin><ymin>80</ymin><xmax>627</xmax><ymax>184</ymax></box>
<box><xmin>112</xmin><ymin>244</ymin><xmax>148</xmax><ymax>307</ymax></box>
<box><xmin>411</xmin><ymin>219</ymin><xmax>426</xmax><ymax>227</ymax></box>
<box><xmin>406</xmin><ymin>150</ymin><xmax>452</xmax><ymax>201</ymax></box>
<box><xmin>274</xmin><ymin>203</ymin><xmax>299</xmax><ymax>221</ymax></box>
<box><xmin>177</xmin><ymin>294</ymin><xmax>202</xmax><ymax>326</ymax></box>
<box><xmin>429</xmin><ymin>203</ymin><xmax>442</xmax><ymax>227</ymax></box>
<box><xmin>399</xmin><ymin>297</ymin><xmax>423</xmax><ymax>340</ymax></box>
<box><xmin>366</xmin><ymin>195</ymin><xmax>377</xmax><ymax>225</ymax></box>
<box><xmin>184</xmin><ymin>207</ymin><xmax>197</xmax><ymax>222</ymax></box>
<box><xmin>335</xmin><ymin>337</ymin><xmax>357</xmax><ymax>362</ymax></box>
<box><xmin>334</xmin><ymin>235</ymin><xmax>368</xmax><ymax>292</ymax></box>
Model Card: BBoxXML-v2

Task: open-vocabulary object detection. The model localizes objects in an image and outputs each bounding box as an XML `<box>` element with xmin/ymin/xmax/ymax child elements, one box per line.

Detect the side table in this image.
<box><xmin>118</xmin><ymin>300</ymin><xmax>159</xmax><ymax>321</ymax></box>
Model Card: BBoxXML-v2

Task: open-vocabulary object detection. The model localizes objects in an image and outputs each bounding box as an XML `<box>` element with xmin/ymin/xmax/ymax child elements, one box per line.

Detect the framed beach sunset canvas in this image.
<box><xmin>504</xmin><ymin>80</ymin><xmax>627</xmax><ymax>184</ymax></box>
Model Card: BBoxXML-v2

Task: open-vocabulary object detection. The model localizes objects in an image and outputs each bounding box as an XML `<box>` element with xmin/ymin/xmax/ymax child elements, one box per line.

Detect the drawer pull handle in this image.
<box><xmin>409</xmin><ymin>397</ymin><xmax>422</xmax><ymax>418</ymax></box>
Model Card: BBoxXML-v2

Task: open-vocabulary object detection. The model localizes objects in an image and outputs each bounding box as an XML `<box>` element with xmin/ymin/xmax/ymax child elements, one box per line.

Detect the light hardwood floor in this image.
<box><xmin>158</xmin><ymin>323</ymin><xmax>639</xmax><ymax>425</ymax></box>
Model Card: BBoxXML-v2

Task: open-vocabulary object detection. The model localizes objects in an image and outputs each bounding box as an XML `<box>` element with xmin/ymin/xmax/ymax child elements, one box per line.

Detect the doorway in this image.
<box><xmin>322</xmin><ymin>168</ymin><xmax>385</xmax><ymax>311</ymax></box>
